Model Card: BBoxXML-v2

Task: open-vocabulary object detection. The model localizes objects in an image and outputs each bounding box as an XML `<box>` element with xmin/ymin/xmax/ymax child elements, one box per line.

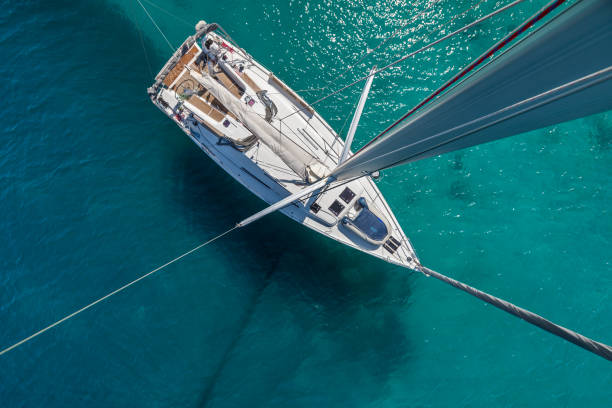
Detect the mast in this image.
<box><xmin>331</xmin><ymin>0</ymin><xmax>612</xmax><ymax>180</ymax></box>
<box><xmin>338</xmin><ymin>66</ymin><xmax>377</xmax><ymax>164</ymax></box>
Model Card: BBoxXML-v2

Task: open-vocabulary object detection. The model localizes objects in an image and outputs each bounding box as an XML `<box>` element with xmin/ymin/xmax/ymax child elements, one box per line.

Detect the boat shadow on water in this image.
<box><xmin>168</xmin><ymin>147</ymin><xmax>417</xmax><ymax>404</ymax></box>
<box><xmin>59</xmin><ymin>0</ymin><xmax>418</xmax><ymax>398</ymax></box>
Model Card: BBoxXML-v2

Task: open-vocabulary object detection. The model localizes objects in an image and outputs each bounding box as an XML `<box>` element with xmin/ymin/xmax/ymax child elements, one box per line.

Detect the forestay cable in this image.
<box><xmin>0</xmin><ymin>226</ymin><xmax>237</xmax><ymax>357</ymax></box>
<box><xmin>231</xmin><ymin>181</ymin><xmax>612</xmax><ymax>362</ymax></box>
<box><xmin>419</xmin><ymin>265</ymin><xmax>612</xmax><ymax>361</ymax></box>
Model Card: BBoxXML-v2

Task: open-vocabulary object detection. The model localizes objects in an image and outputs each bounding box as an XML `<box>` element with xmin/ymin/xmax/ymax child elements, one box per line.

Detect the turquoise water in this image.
<box><xmin>1</xmin><ymin>0</ymin><xmax>610</xmax><ymax>406</ymax></box>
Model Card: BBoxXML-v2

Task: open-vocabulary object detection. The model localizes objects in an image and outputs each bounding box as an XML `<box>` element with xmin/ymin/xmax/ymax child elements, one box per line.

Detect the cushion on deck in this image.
<box><xmin>342</xmin><ymin>198</ymin><xmax>390</xmax><ymax>246</ymax></box>
<box><xmin>350</xmin><ymin>208</ymin><xmax>389</xmax><ymax>242</ymax></box>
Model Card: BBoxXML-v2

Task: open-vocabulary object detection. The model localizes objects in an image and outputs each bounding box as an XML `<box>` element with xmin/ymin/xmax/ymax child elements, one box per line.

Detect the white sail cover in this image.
<box><xmin>332</xmin><ymin>0</ymin><xmax>612</xmax><ymax>181</ymax></box>
<box><xmin>190</xmin><ymin>70</ymin><xmax>328</xmax><ymax>181</ymax></box>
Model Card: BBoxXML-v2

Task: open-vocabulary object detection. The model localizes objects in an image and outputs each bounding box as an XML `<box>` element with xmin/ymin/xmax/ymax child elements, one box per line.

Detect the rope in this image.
<box><xmin>419</xmin><ymin>266</ymin><xmax>612</xmax><ymax>361</ymax></box>
<box><xmin>136</xmin><ymin>0</ymin><xmax>175</xmax><ymax>52</ymax></box>
<box><xmin>281</xmin><ymin>0</ymin><xmax>528</xmax><ymax>121</ymax></box>
<box><xmin>0</xmin><ymin>227</ymin><xmax>237</xmax><ymax>357</ymax></box>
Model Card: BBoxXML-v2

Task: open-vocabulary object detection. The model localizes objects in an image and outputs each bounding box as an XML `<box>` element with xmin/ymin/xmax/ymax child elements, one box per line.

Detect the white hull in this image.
<box><xmin>149</xmin><ymin>26</ymin><xmax>419</xmax><ymax>269</ymax></box>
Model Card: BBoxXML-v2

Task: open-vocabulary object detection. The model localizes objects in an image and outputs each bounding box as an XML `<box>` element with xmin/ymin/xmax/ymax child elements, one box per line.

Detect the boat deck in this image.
<box><xmin>163</xmin><ymin>46</ymin><xmax>199</xmax><ymax>87</ymax></box>
<box><xmin>150</xmin><ymin>29</ymin><xmax>419</xmax><ymax>269</ymax></box>
<box><xmin>242</xmin><ymin>73</ymin><xmax>262</xmax><ymax>93</ymax></box>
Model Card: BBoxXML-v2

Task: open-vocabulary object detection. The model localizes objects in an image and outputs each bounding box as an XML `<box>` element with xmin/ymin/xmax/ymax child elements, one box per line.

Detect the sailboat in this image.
<box><xmin>148</xmin><ymin>21</ymin><xmax>420</xmax><ymax>269</ymax></box>
<box><xmin>148</xmin><ymin>0</ymin><xmax>610</xmax><ymax>269</ymax></box>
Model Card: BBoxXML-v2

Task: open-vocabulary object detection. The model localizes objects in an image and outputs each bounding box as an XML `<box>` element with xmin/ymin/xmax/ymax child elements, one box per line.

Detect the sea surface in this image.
<box><xmin>0</xmin><ymin>0</ymin><xmax>610</xmax><ymax>406</ymax></box>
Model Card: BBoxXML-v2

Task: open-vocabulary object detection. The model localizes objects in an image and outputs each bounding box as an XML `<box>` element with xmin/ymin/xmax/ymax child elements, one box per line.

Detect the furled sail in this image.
<box><xmin>189</xmin><ymin>70</ymin><xmax>328</xmax><ymax>182</ymax></box>
<box><xmin>331</xmin><ymin>0</ymin><xmax>612</xmax><ymax>181</ymax></box>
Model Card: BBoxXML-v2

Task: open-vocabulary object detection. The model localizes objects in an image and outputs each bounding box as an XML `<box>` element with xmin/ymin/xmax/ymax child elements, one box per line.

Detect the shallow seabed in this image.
<box><xmin>0</xmin><ymin>0</ymin><xmax>610</xmax><ymax>406</ymax></box>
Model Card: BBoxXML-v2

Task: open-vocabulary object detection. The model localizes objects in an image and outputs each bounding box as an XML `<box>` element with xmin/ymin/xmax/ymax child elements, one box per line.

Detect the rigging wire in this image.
<box><xmin>281</xmin><ymin>0</ymin><xmax>529</xmax><ymax>121</ymax></box>
<box><xmin>141</xmin><ymin>0</ymin><xmax>194</xmax><ymax>28</ymax></box>
<box><xmin>329</xmin><ymin>89</ymin><xmax>363</xmax><ymax>153</ymax></box>
<box><xmin>137</xmin><ymin>24</ymin><xmax>154</xmax><ymax>79</ymax></box>
<box><xmin>296</xmin><ymin>0</ymin><xmax>445</xmax><ymax>94</ymax></box>
<box><xmin>339</xmin><ymin>96</ymin><xmax>361</xmax><ymax>136</ymax></box>
<box><xmin>0</xmin><ymin>227</ymin><xmax>237</xmax><ymax>357</ymax></box>
<box><xmin>136</xmin><ymin>0</ymin><xmax>175</xmax><ymax>52</ymax></box>
<box><xmin>295</xmin><ymin>0</ymin><xmax>488</xmax><ymax>95</ymax></box>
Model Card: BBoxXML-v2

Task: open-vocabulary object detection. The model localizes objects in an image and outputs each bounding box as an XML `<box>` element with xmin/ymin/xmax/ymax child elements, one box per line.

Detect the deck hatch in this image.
<box><xmin>383</xmin><ymin>236</ymin><xmax>402</xmax><ymax>254</ymax></box>
<box><xmin>310</xmin><ymin>202</ymin><xmax>321</xmax><ymax>214</ymax></box>
<box><xmin>339</xmin><ymin>187</ymin><xmax>356</xmax><ymax>204</ymax></box>
<box><xmin>328</xmin><ymin>200</ymin><xmax>345</xmax><ymax>216</ymax></box>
